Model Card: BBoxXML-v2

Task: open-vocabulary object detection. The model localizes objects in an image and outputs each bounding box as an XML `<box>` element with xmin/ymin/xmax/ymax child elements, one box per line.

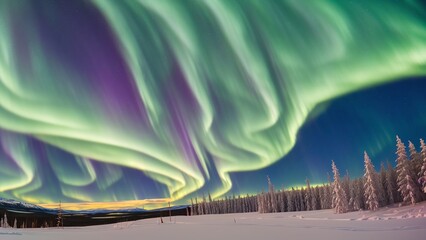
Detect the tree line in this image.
<box><xmin>191</xmin><ymin>136</ymin><xmax>426</xmax><ymax>215</ymax></box>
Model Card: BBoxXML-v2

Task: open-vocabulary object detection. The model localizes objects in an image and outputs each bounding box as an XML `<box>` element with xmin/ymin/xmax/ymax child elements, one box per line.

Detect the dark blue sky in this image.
<box><xmin>232</xmin><ymin>77</ymin><xmax>426</xmax><ymax>193</ymax></box>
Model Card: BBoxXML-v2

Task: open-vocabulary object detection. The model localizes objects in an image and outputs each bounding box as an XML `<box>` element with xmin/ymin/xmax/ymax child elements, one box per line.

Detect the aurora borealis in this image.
<box><xmin>0</xmin><ymin>0</ymin><xmax>426</xmax><ymax>209</ymax></box>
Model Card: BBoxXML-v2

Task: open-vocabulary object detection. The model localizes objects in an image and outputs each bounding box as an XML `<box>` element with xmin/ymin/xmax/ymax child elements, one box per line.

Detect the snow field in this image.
<box><xmin>1</xmin><ymin>202</ymin><xmax>426</xmax><ymax>240</ymax></box>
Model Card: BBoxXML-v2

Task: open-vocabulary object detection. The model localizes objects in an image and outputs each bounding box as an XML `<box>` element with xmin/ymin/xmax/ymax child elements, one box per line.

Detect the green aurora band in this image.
<box><xmin>0</xmin><ymin>0</ymin><xmax>425</xmax><ymax>206</ymax></box>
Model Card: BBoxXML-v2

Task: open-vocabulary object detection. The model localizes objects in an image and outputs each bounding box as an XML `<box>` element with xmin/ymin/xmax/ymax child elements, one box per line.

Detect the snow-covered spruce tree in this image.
<box><xmin>237</xmin><ymin>195</ymin><xmax>241</xmax><ymax>213</ymax></box>
<box><xmin>386</xmin><ymin>162</ymin><xmax>398</xmax><ymax>204</ymax></box>
<box><xmin>267</xmin><ymin>176</ymin><xmax>278</xmax><ymax>213</ymax></box>
<box><xmin>3</xmin><ymin>213</ymin><xmax>9</xmax><ymax>228</ymax></box>
<box><xmin>350</xmin><ymin>179</ymin><xmax>363</xmax><ymax>211</ymax></box>
<box><xmin>419</xmin><ymin>139</ymin><xmax>426</xmax><ymax>197</ymax></box>
<box><xmin>276</xmin><ymin>190</ymin><xmax>283</xmax><ymax>212</ymax></box>
<box><xmin>348</xmin><ymin>179</ymin><xmax>356</xmax><ymax>211</ymax></box>
<box><xmin>253</xmin><ymin>195</ymin><xmax>258</xmax><ymax>212</ymax></box>
<box><xmin>395</xmin><ymin>136</ymin><xmax>417</xmax><ymax>205</ymax></box>
<box><xmin>287</xmin><ymin>188</ymin><xmax>295</xmax><ymax>212</ymax></box>
<box><xmin>208</xmin><ymin>193</ymin><xmax>214</xmax><ymax>214</ymax></box>
<box><xmin>281</xmin><ymin>190</ymin><xmax>288</xmax><ymax>212</ymax></box>
<box><xmin>227</xmin><ymin>196</ymin><xmax>232</xmax><ymax>213</ymax></box>
<box><xmin>294</xmin><ymin>189</ymin><xmax>301</xmax><ymax>211</ymax></box>
<box><xmin>296</xmin><ymin>189</ymin><xmax>303</xmax><ymax>211</ymax></box>
<box><xmin>379</xmin><ymin>162</ymin><xmax>389</xmax><ymax>207</ymax></box>
<box><xmin>409</xmin><ymin>141</ymin><xmax>423</xmax><ymax>179</ymax></box>
<box><xmin>363</xmin><ymin>152</ymin><xmax>379</xmax><ymax>211</ymax></box>
<box><xmin>331</xmin><ymin>160</ymin><xmax>349</xmax><ymax>213</ymax></box>
<box><xmin>249</xmin><ymin>195</ymin><xmax>254</xmax><ymax>212</ymax></box>
<box><xmin>257</xmin><ymin>191</ymin><xmax>265</xmax><ymax>213</ymax></box>
<box><xmin>323</xmin><ymin>183</ymin><xmax>333</xmax><ymax>209</ymax></box>
<box><xmin>305</xmin><ymin>178</ymin><xmax>312</xmax><ymax>211</ymax></box>
<box><xmin>195</xmin><ymin>197</ymin><xmax>199</xmax><ymax>215</ymax></box>
<box><xmin>233</xmin><ymin>195</ymin><xmax>238</xmax><ymax>213</ymax></box>
<box><xmin>342</xmin><ymin>171</ymin><xmax>351</xmax><ymax>204</ymax></box>
<box><xmin>279</xmin><ymin>190</ymin><xmax>287</xmax><ymax>213</ymax></box>
<box><xmin>299</xmin><ymin>188</ymin><xmax>306</xmax><ymax>211</ymax></box>
<box><xmin>313</xmin><ymin>186</ymin><xmax>321</xmax><ymax>210</ymax></box>
<box><xmin>202</xmin><ymin>194</ymin><xmax>207</xmax><ymax>215</ymax></box>
<box><xmin>408</xmin><ymin>141</ymin><xmax>424</xmax><ymax>201</ymax></box>
<box><xmin>420</xmin><ymin>139</ymin><xmax>426</xmax><ymax>179</ymax></box>
<box><xmin>319</xmin><ymin>186</ymin><xmax>325</xmax><ymax>209</ymax></box>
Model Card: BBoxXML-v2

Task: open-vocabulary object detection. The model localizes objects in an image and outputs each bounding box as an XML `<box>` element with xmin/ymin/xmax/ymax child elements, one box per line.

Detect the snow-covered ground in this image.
<box><xmin>1</xmin><ymin>202</ymin><xmax>426</xmax><ymax>240</ymax></box>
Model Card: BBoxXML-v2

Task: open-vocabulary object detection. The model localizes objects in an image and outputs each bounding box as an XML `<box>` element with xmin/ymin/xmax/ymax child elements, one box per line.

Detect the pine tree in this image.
<box><xmin>386</xmin><ymin>162</ymin><xmax>398</xmax><ymax>204</ymax></box>
<box><xmin>379</xmin><ymin>162</ymin><xmax>389</xmax><ymax>206</ymax></box>
<box><xmin>294</xmin><ymin>189</ymin><xmax>301</xmax><ymax>211</ymax></box>
<box><xmin>351</xmin><ymin>179</ymin><xmax>364</xmax><ymax>211</ymax></box>
<box><xmin>190</xmin><ymin>198</ymin><xmax>194</xmax><ymax>216</ymax></box>
<box><xmin>311</xmin><ymin>186</ymin><xmax>318</xmax><ymax>211</ymax></box>
<box><xmin>267</xmin><ymin>176</ymin><xmax>278</xmax><ymax>213</ymax></box>
<box><xmin>305</xmin><ymin>178</ymin><xmax>312</xmax><ymax>211</ymax></box>
<box><xmin>208</xmin><ymin>193</ymin><xmax>213</xmax><ymax>214</ymax></box>
<box><xmin>287</xmin><ymin>188</ymin><xmax>295</xmax><ymax>212</ymax></box>
<box><xmin>257</xmin><ymin>191</ymin><xmax>265</xmax><ymax>213</ymax></box>
<box><xmin>57</xmin><ymin>201</ymin><xmax>63</xmax><ymax>228</ymax></box>
<box><xmin>348</xmin><ymin>179</ymin><xmax>356</xmax><ymax>211</ymax></box>
<box><xmin>299</xmin><ymin>188</ymin><xmax>306</xmax><ymax>211</ymax></box>
<box><xmin>324</xmin><ymin>184</ymin><xmax>333</xmax><ymax>209</ymax></box>
<box><xmin>395</xmin><ymin>136</ymin><xmax>417</xmax><ymax>205</ymax></box>
<box><xmin>195</xmin><ymin>197</ymin><xmax>199</xmax><ymax>215</ymax></box>
<box><xmin>408</xmin><ymin>141</ymin><xmax>424</xmax><ymax>201</ymax></box>
<box><xmin>3</xmin><ymin>213</ymin><xmax>9</xmax><ymax>228</ymax></box>
<box><xmin>363</xmin><ymin>152</ymin><xmax>379</xmax><ymax>211</ymax></box>
<box><xmin>419</xmin><ymin>139</ymin><xmax>426</xmax><ymax>180</ymax></box>
<box><xmin>342</xmin><ymin>170</ymin><xmax>351</xmax><ymax>203</ymax></box>
<box><xmin>281</xmin><ymin>190</ymin><xmax>288</xmax><ymax>212</ymax></box>
<box><xmin>331</xmin><ymin>160</ymin><xmax>348</xmax><ymax>213</ymax></box>
<box><xmin>409</xmin><ymin>141</ymin><xmax>423</xmax><ymax>178</ymax></box>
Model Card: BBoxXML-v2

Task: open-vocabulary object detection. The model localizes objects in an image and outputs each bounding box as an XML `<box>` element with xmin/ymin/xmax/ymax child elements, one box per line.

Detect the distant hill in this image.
<box><xmin>0</xmin><ymin>198</ymin><xmax>190</xmax><ymax>227</ymax></box>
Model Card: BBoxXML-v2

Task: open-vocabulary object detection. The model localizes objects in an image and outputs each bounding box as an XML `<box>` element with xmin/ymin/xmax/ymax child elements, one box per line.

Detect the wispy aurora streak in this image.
<box><xmin>0</xmin><ymin>0</ymin><xmax>425</xmax><ymax>207</ymax></box>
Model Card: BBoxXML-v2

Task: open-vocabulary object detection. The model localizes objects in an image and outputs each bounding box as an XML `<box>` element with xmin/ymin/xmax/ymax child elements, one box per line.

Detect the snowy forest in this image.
<box><xmin>190</xmin><ymin>136</ymin><xmax>426</xmax><ymax>215</ymax></box>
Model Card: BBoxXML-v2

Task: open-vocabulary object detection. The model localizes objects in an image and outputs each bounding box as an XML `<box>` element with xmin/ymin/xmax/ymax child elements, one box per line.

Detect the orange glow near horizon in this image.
<box><xmin>39</xmin><ymin>198</ymin><xmax>172</xmax><ymax>211</ymax></box>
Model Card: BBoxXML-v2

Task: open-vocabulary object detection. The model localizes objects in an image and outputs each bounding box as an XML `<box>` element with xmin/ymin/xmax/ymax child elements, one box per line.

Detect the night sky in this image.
<box><xmin>0</xmin><ymin>0</ymin><xmax>425</xmax><ymax>209</ymax></box>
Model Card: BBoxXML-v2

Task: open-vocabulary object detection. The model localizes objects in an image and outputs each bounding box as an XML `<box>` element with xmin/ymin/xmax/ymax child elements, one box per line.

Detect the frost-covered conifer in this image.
<box><xmin>396</xmin><ymin>136</ymin><xmax>417</xmax><ymax>205</ymax></box>
<box><xmin>287</xmin><ymin>188</ymin><xmax>295</xmax><ymax>212</ymax></box>
<box><xmin>378</xmin><ymin>162</ymin><xmax>389</xmax><ymax>206</ymax></box>
<box><xmin>312</xmin><ymin>186</ymin><xmax>320</xmax><ymax>210</ymax></box>
<box><xmin>408</xmin><ymin>141</ymin><xmax>422</xmax><ymax>177</ymax></box>
<box><xmin>299</xmin><ymin>188</ymin><xmax>305</xmax><ymax>211</ymax></box>
<box><xmin>348</xmin><ymin>179</ymin><xmax>356</xmax><ymax>211</ymax></box>
<box><xmin>408</xmin><ymin>141</ymin><xmax>424</xmax><ymax>201</ymax></box>
<box><xmin>386</xmin><ymin>162</ymin><xmax>398</xmax><ymax>204</ymax></box>
<box><xmin>363</xmin><ymin>152</ymin><xmax>379</xmax><ymax>211</ymax></box>
<box><xmin>351</xmin><ymin>179</ymin><xmax>363</xmax><ymax>210</ymax></box>
<box><xmin>420</xmin><ymin>139</ymin><xmax>426</xmax><ymax>179</ymax></box>
<box><xmin>323</xmin><ymin>184</ymin><xmax>333</xmax><ymax>209</ymax></box>
<box><xmin>257</xmin><ymin>191</ymin><xmax>265</xmax><ymax>213</ymax></box>
<box><xmin>342</xmin><ymin>171</ymin><xmax>351</xmax><ymax>203</ymax></box>
<box><xmin>331</xmin><ymin>161</ymin><xmax>348</xmax><ymax>213</ymax></box>
<box><xmin>305</xmin><ymin>178</ymin><xmax>312</xmax><ymax>211</ymax></box>
<box><xmin>267</xmin><ymin>176</ymin><xmax>278</xmax><ymax>213</ymax></box>
<box><xmin>3</xmin><ymin>213</ymin><xmax>9</xmax><ymax>228</ymax></box>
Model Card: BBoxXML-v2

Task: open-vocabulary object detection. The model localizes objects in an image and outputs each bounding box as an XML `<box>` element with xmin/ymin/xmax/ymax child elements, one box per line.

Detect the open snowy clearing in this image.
<box><xmin>1</xmin><ymin>202</ymin><xmax>426</xmax><ymax>240</ymax></box>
